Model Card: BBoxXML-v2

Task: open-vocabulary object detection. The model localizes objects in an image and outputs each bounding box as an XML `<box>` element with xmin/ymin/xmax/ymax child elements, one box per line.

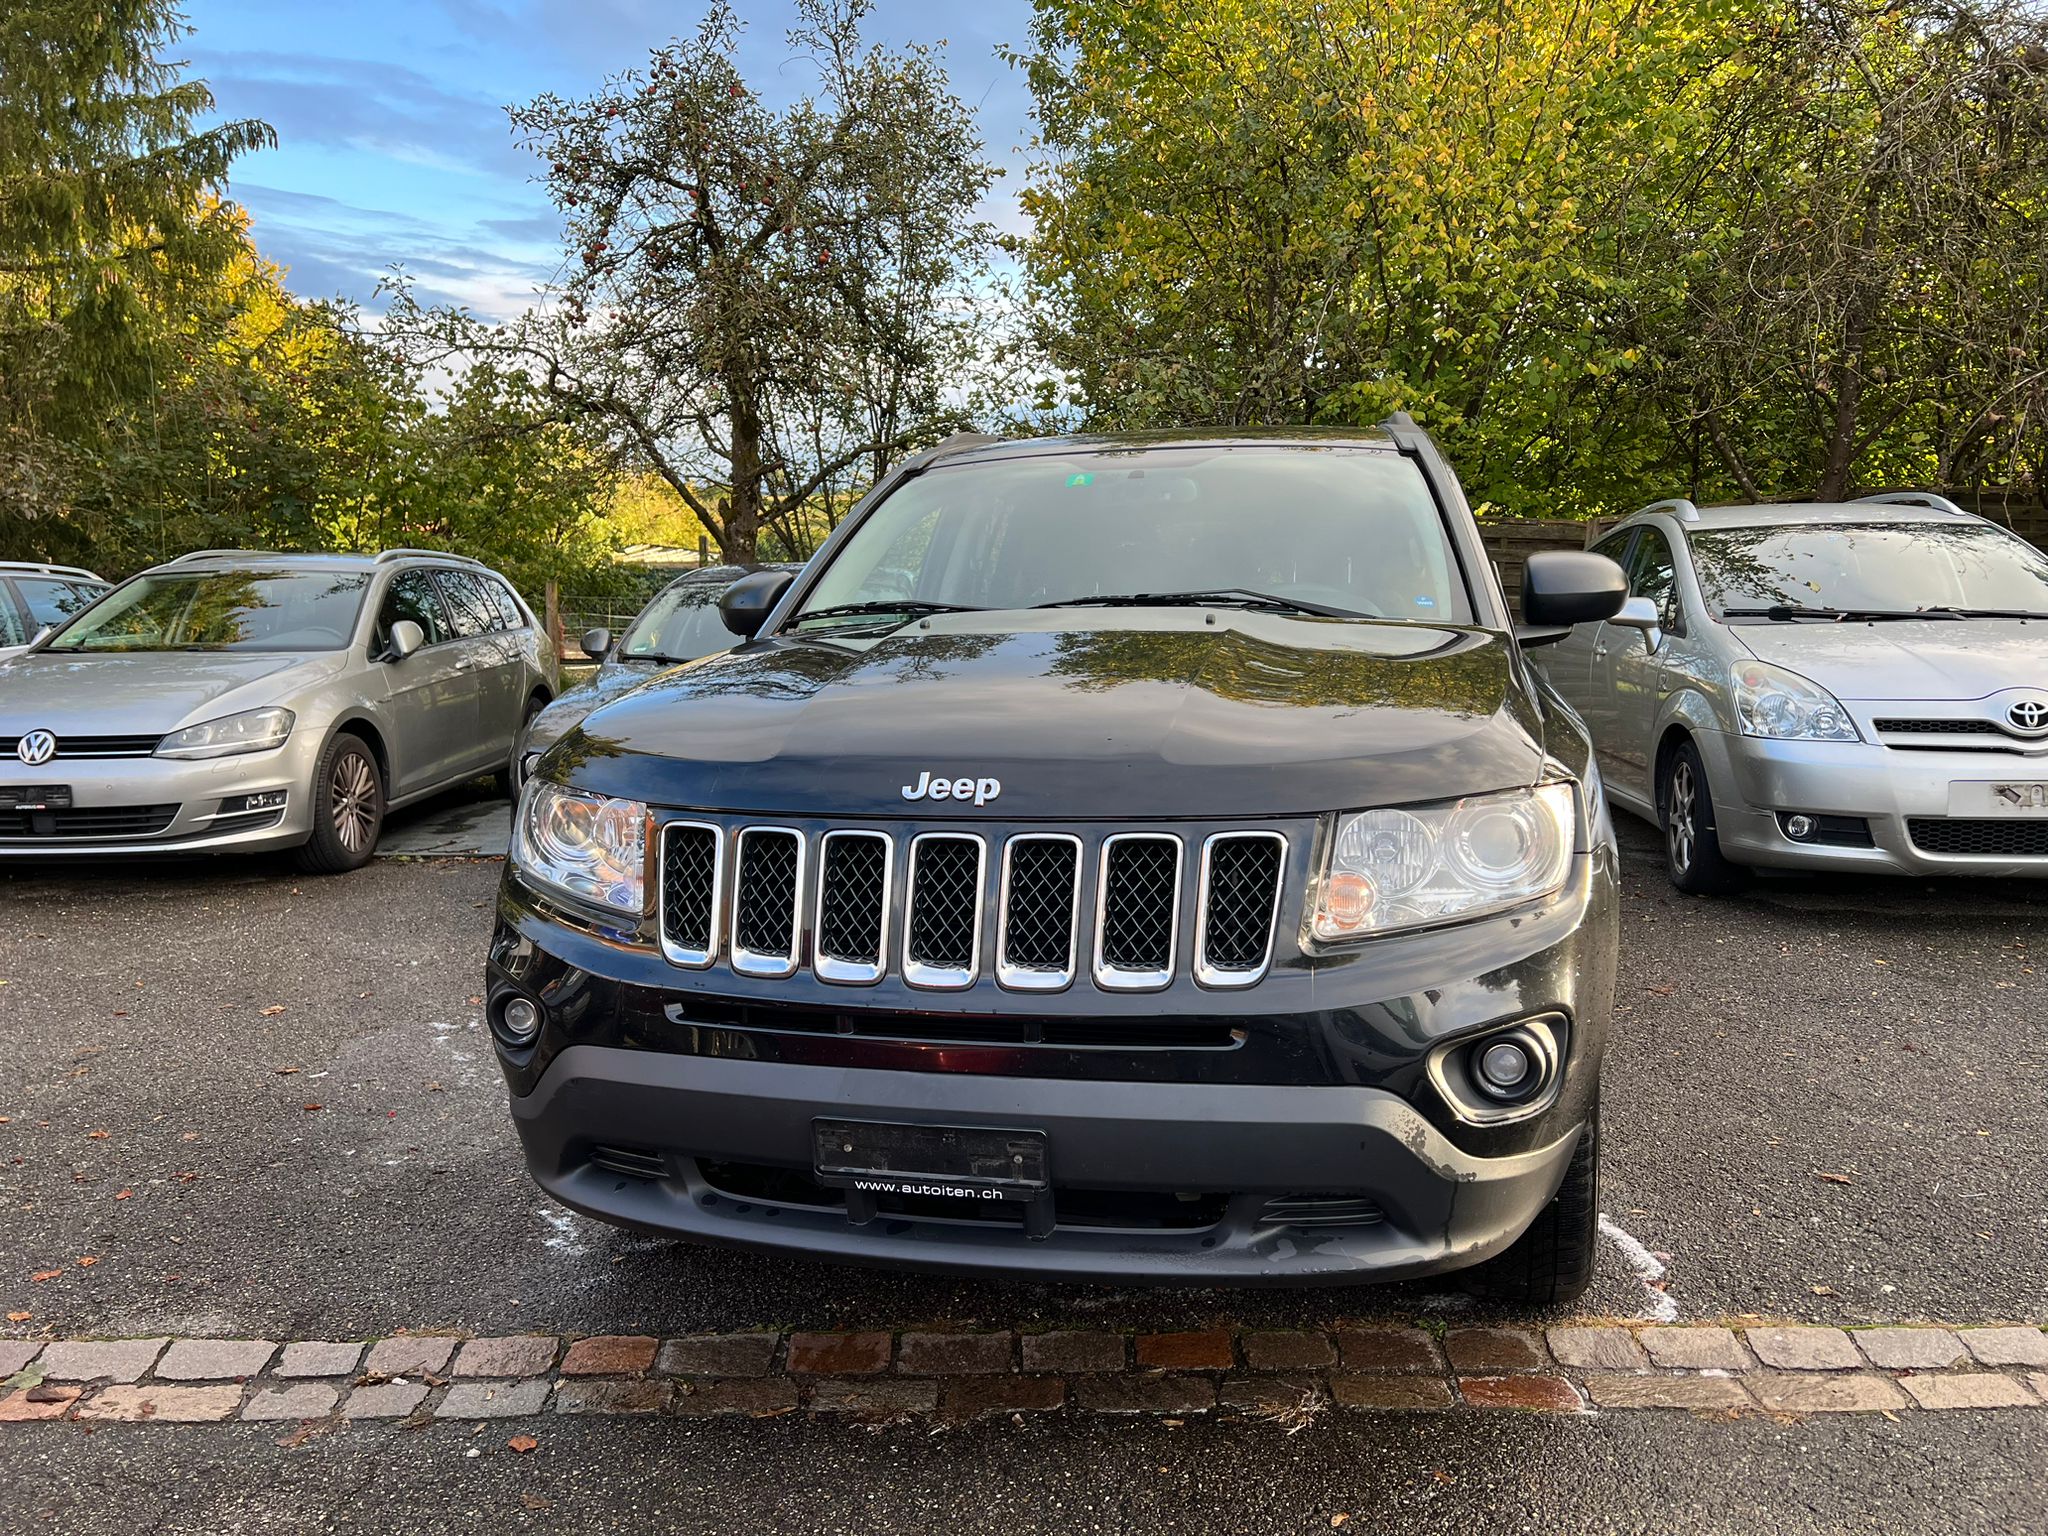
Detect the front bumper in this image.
<box><xmin>1698</xmin><ymin>729</ymin><xmax>2048</xmax><ymax>876</ymax></box>
<box><xmin>512</xmin><ymin>1046</ymin><xmax>1586</xmax><ymax>1285</ymax></box>
<box><xmin>489</xmin><ymin>837</ymin><xmax>1617</xmax><ymax>1285</ymax></box>
<box><xmin>0</xmin><ymin>742</ymin><xmax>317</xmax><ymax>857</ymax></box>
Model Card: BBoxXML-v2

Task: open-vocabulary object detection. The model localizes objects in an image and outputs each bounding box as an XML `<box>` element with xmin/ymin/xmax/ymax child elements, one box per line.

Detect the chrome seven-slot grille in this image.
<box><xmin>657</xmin><ymin>821</ymin><xmax>1287</xmax><ymax>991</ymax></box>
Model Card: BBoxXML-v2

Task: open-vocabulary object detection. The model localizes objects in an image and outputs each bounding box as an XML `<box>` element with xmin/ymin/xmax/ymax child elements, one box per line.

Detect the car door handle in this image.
<box><xmin>454</xmin><ymin>657</ymin><xmax>474</xmax><ymax>671</ymax></box>
<box><xmin>1591</xmin><ymin>643</ymin><xmax>1608</xmax><ymax>659</ymax></box>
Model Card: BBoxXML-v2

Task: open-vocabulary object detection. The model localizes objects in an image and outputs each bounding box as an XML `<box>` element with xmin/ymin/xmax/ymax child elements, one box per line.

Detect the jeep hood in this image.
<box><xmin>557</xmin><ymin>610</ymin><xmax>1546</xmax><ymax>819</ymax></box>
<box><xmin>1735</xmin><ymin>619</ymin><xmax>2048</xmax><ymax>702</ymax></box>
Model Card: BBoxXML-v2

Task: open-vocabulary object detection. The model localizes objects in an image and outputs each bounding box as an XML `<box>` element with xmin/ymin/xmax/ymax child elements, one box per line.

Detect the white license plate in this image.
<box><xmin>1948</xmin><ymin>781</ymin><xmax>2048</xmax><ymax>817</ymax></box>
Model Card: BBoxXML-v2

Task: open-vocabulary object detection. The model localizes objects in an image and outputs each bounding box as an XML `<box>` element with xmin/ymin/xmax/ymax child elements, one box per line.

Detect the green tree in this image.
<box><xmin>0</xmin><ymin>0</ymin><xmax>273</xmax><ymax>543</ymax></box>
<box><xmin>387</xmin><ymin>0</ymin><xmax>998</xmax><ymax>562</ymax></box>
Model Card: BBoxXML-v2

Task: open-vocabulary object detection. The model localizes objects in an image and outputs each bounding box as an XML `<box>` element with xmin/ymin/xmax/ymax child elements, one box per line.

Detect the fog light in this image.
<box><xmin>224</xmin><ymin>789</ymin><xmax>288</xmax><ymax>813</ymax></box>
<box><xmin>496</xmin><ymin>994</ymin><xmax>542</xmax><ymax>1046</ymax></box>
<box><xmin>1476</xmin><ymin>1039</ymin><xmax>1535</xmax><ymax>1098</ymax></box>
<box><xmin>1785</xmin><ymin>813</ymin><xmax>1817</xmax><ymax>841</ymax></box>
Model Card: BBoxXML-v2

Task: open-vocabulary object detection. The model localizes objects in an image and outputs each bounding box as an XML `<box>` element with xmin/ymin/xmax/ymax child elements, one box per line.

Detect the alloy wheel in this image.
<box><xmin>1666</xmin><ymin>759</ymin><xmax>1696</xmax><ymax>875</ymax></box>
<box><xmin>331</xmin><ymin>752</ymin><xmax>378</xmax><ymax>853</ymax></box>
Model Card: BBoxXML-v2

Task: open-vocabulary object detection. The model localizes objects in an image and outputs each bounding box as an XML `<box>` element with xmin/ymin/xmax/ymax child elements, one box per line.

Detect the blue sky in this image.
<box><xmin>184</xmin><ymin>0</ymin><xmax>1040</xmax><ymax>319</ymax></box>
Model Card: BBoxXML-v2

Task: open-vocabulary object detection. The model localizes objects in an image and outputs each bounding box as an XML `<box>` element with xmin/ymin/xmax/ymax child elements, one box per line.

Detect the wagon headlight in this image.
<box><xmin>1732</xmin><ymin>660</ymin><xmax>1860</xmax><ymax>741</ymax></box>
<box><xmin>154</xmin><ymin>707</ymin><xmax>295</xmax><ymax>759</ymax></box>
<box><xmin>1311</xmin><ymin>783</ymin><xmax>1575</xmax><ymax>941</ymax></box>
<box><xmin>512</xmin><ymin>781</ymin><xmax>651</xmax><ymax>912</ymax></box>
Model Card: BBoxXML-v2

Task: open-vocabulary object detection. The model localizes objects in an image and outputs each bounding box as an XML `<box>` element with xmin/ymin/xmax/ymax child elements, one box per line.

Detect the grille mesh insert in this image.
<box><xmin>1100</xmin><ymin>838</ymin><xmax>1179</xmax><ymax>972</ymax></box>
<box><xmin>1875</xmin><ymin>718</ymin><xmax>2009</xmax><ymax>736</ymax></box>
<box><xmin>1201</xmin><ymin>836</ymin><xmax>1283</xmax><ymax>973</ymax></box>
<box><xmin>0</xmin><ymin>804</ymin><xmax>179</xmax><ymax>839</ymax></box>
<box><xmin>661</xmin><ymin>824</ymin><xmax>720</xmax><ymax>954</ymax></box>
<box><xmin>906</xmin><ymin>837</ymin><xmax>981</xmax><ymax>971</ymax></box>
<box><xmin>1907</xmin><ymin>818</ymin><xmax>2048</xmax><ymax>857</ymax></box>
<box><xmin>816</xmin><ymin>834</ymin><xmax>888</xmax><ymax>965</ymax></box>
<box><xmin>732</xmin><ymin>830</ymin><xmax>800</xmax><ymax>958</ymax></box>
<box><xmin>1002</xmin><ymin>839</ymin><xmax>1078</xmax><ymax>972</ymax></box>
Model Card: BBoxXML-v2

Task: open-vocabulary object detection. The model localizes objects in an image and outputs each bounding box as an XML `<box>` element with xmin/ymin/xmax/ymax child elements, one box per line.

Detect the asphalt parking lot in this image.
<box><xmin>3</xmin><ymin>812</ymin><xmax>2045</xmax><ymax>1531</ymax></box>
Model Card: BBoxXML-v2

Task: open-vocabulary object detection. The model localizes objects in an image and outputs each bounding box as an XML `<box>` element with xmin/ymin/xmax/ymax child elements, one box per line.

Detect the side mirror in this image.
<box><xmin>1609</xmin><ymin>595</ymin><xmax>1663</xmax><ymax>643</ymax></box>
<box><xmin>579</xmin><ymin>626</ymin><xmax>612</xmax><ymax>661</ymax></box>
<box><xmin>1521</xmin><ymin>551</ymin><xmax>1628</xmax><ymax>628</ymax></box>
<box><xmin>28</xmin><ymin>624</ymin><xmax>52</xmax><ymax>649</ymax></box>
<box><xmin>718</xmin><ymin>570</ymin><xmax>796</xmax><ymax>638</ymax></box>
<box><xmin>384</xmin><ymin>619</ymin><xmax>425</xmax><ymax>663</ymax></box>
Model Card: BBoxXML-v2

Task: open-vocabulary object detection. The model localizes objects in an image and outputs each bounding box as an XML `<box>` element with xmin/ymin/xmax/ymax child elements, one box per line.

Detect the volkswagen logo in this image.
<box><xmin>16</xmin><ymin>729</ymin><xmax>57</xmax><ymax>766</ymax></box>
<box><xmin>2009</xmin><ymin>698</ymin><xmax>2048</xmax><ymax>734</ymax></box>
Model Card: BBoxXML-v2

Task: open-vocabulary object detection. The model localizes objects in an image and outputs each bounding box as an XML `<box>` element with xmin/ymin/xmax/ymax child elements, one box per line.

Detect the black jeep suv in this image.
<box><xmin>488</xmin><ymin>420</ymin><xmax>1629</xmax><ymax>1301</ymax></box>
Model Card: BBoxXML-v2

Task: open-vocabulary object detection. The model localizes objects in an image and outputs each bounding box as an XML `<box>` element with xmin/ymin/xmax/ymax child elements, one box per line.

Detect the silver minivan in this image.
<box><xmin>0</xmin><ymin>548</ymin><xmax>554</xmax><ymax>871</ymax></box>
<box><xmin>1535</xmin><ymin>494</ymin><xmax>2048</xmax><ymax>891</ymax></box>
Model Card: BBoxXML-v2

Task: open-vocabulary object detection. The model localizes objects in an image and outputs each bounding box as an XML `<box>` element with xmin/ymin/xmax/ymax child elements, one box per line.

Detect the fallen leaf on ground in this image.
<box><xmin>275</xmin><ymin>1067</ymin><xmax>300</xmax><ymax>1076</ymax></box>
<box><xmin>1814</xmin><ymin>1171</ymin><xmax>1854</xmax><ymax>1185</ymax></box>
<box><xmin>1331</xmin><ymin>1517</ymin><xmax>1350</xmax><ymax>1528</ymax></box>
<box><xmin>31</xmin><ymin>1269</ymin><xmax>61</xmax><ymax>1282</ymax></box>
<box><xmin>301</xmin><ymin>1104</ymin><xmax>322</xmax><ymax>1113</ymax></box>
<box><xmin>520</xmin><ymin>1495</ymin><xmax>551</xmax><ymax>1511</ymax></box>
<box><xmin>507</xmin><ymin>1434</ymin><xmax>539</xmax><ymax>1454</ymax></box>
<box><xmin>76</xmin><ymin>1256</ymin><xmax>98</xmax><ymax>1267</ymax></box>
<box><xmin>86</xmin><ymin>1129</ymin><xmax>109</xmax><ymax>1140</ymax></box>
<box><xmin>6</xmin><ymin>1311</ymin><xmax>30</xmax><ymax>1322</ymax></box>
<box><xmin>260</xmin><ymin>1005</ymin><xmax>287</xmax><ymax>1016</ymax></box>
<box><xmin>1811</xmin><ymin>1285</ymin><xmax>1837</xmax><ymax>1296</ymax></box>
<box><xmin>113</xmin><ymin>1190</ymin><xmax>132</xmax><ymax>1200</ymax></box>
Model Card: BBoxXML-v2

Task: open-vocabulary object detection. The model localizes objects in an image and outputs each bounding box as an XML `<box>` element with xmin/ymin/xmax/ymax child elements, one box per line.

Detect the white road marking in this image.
<box><xmin>1599</xmin><ymin>1214</ymin><xmax>1679</xmax><ymax>1322</ymax></box>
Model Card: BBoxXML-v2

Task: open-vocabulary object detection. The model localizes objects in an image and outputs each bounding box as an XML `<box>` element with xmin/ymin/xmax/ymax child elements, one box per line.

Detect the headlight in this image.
<box><xmin>154</xmin><ymin>707</ymin><xmax>295</xmax><ymax>759</ymax></box>
<box><xmin>512</xmin><ymin>781</ymin><xmax>650</xmax><ymax>912</ymax></box>
<box><xmin>1732</xmin><ymin>660</ymin><xmax>1859</xmax><ymax>741</ymax></box>
<box><xmin>1310</xmin><ymin>783</ymin><xmax>1575</xmax><ymax>941</ymax></box>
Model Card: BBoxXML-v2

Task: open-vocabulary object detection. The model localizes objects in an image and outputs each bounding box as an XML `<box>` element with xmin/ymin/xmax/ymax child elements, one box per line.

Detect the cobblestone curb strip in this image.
<box><xmin>2</xmin><ymin>1324</ymin><xmax>2044</xmax><ymax>1427</ymax></box>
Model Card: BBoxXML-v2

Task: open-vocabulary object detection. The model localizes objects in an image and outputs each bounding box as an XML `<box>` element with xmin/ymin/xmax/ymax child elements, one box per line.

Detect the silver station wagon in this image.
<box><xmin>0</xmin><ymin>548</ymin><xmax>554</xmax><ymax>871</ymax></box>
<box><xmin>1536</xmin><ymin>494</ymin><xmax>2048</xmax><ymax>891</ymax></box>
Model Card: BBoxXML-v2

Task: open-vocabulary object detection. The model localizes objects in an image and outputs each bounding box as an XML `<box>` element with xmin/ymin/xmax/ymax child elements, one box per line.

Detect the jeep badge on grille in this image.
<box><xmin>901</xmin><ymin>771</ymin><xmax>1001</xmax><ymax>807</ymax></box>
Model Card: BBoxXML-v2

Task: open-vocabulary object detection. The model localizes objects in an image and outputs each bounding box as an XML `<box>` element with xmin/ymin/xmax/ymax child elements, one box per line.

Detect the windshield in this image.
<box><xmin>42</xmin><ymin>569</ymin><xmax>372</xmax><ymax>653</ymax></box>
<box><xmin>619</xmin><ymin>579</ymin><xmax>744</xmax><ymax>661</ymax></box>
<box><xmin>791</xmin><ymin>446</ymin><xmax>1471</xmax><ymax>626</ymax></box>
<box><xmin>1693</xmin><ymin>522</ymin><xmax>2048</xmax><ymax>619</ymax></box>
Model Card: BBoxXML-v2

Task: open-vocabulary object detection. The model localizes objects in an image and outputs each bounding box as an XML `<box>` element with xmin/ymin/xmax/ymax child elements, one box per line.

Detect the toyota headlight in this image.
<box><xmin>1732</xmin><ymin>660</ymin><xmax>1859</xmax><ymax>741</ymax></box>
<box><xmin>512</xmin><ymin>781</ymin><xmax>650</xmax><ymax>912</ymax></box>
<box><xmin>154</xmin><ymin>707</ymin><xmax>295</xmax><ymax>759</ymax></box>
<box><xmin>1311</xmin><ymin>783</ymin><xmax>1576</xmax><ymax>941</ymax></box>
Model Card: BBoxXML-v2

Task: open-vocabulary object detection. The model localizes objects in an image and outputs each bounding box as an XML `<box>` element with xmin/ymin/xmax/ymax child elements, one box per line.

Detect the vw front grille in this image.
<box><xmin>652</xmin><ymin>820</ymin><xmax>1289</xmax><ymax>993</ymax></box>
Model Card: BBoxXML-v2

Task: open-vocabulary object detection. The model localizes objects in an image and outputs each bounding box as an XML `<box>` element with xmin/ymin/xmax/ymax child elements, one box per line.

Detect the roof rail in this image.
<box><xmin>1635</xmin><ymin>497</ymin><xmax>1701</xmax><ymax>523</ymax></box>
<box><xmin>0</xmin><ymin>561</ymin><xmax>101</xmax><ymax>580</ymax></box>
<box><xmin>166</xmin><ymin>548</ymin><xmax>287</xmax><ymax>564</ymax></box>
<box><xmin>1853</xmin><ymin>491</ymin><xmax>1969</xmax><ymax>517</ymax></box>
<box><xmin>373</xmin><ymin>547</ymin><xmax>488</xmax><ymax>567</ymax></box>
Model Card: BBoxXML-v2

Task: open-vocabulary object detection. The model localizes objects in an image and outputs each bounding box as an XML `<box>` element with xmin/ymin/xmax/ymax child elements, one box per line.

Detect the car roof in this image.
<box><xmin>145</xmin><ymin>549</ymin><xmax>502</xmax><ymax>576</ymax></box>
<box><xmin>666</xmin><ymin>562</ymin><xmax>805</xmax><ymax>585</ymax></box>
<box><xmin>927</xmin><ymin>426</ymin><xmax>1400</xmax><ymax>468</ymax></box>
<box><xmin>1629</xmin><ymin>501</ymin><xmax>1992</xmax><ymax>533</ymax></box>
<box><xmin>0</xmin><ymin>561</ymin><xmax>104</xmax><ymax>580</ymax></box>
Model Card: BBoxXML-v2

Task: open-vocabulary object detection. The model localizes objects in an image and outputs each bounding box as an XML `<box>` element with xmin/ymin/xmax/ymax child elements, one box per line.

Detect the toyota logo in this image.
<box><xmin>16</xmin><ymin>729</ymin><xmax>57</xmax><ymax>766</ymax></box>
<box><xmin>2010</xmin><ymin>698</ymin><xmax>2048</xmax><ymax>734</ymax></box>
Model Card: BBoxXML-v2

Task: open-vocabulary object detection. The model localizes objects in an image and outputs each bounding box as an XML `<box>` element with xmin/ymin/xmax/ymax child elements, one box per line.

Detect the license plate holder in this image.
<box><xmin>0</xmin><ymin>784</ymin><xmax>71</xmax><ymax>812</ymax></box>
<box><xmin>812</xmin><ymin>1119</ymin><xmax>1049</xmax><ymax>1204</ymax></box>
<box><xmin>1948</xmin><ymin>781</ymin><xmax>2048</xmax><ymax>817</ymax></box>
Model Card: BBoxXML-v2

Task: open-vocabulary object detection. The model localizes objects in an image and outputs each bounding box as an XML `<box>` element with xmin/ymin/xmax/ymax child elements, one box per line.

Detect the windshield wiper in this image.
<box><xmin>1722</xmin><ymin>604</ymin><xmax>1965</xmax><ymax>623</ymax></box>
<box><xmin>1034</xmin><ymin>588</ymin><xmax>1359</xmax><ymax>618</ymax></box>
<box><xmin>791</xmin><ymin>600</ymin><xmax>985</xmax><ymax>627</ymax></box>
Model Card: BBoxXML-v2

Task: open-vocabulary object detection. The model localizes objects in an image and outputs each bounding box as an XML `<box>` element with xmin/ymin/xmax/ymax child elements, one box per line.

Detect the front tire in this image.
<box><xmin>295</xmin><ymin>733</ymin><xmax>384</xmax><ymax>874</ymax></box>
<box><xmin>498</xmin><ymin>695</ymin><xmax>546</xmax><ymax>800</ymax></box>
<box><xmin>1660</xmin><ymin>739</ymin><xmax>1743</xmax><ymax>895</ymax></box>
<box><xmin>1461</xmin><ymin>1101</ymin><xmax>1599</xmax><ymax>1307</ymax></box>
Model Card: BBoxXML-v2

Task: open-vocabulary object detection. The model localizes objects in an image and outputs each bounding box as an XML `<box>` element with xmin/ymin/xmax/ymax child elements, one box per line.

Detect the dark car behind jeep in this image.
<box><xmin>488</xmin><ymin>419</ymin><xmax>1630</xmax><ymax>1302</ymax></box>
